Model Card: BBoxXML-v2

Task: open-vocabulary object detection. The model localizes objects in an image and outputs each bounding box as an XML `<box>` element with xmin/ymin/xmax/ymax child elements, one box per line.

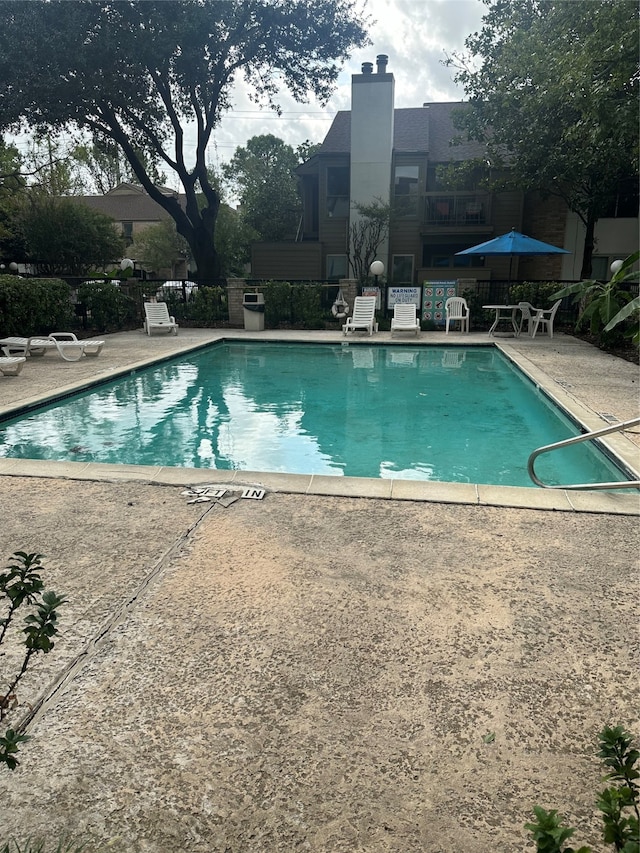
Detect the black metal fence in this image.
<box><xmin>4</xmin><ymin>274</ymin><xmax>582</xmax><ymax>334</ymax></box>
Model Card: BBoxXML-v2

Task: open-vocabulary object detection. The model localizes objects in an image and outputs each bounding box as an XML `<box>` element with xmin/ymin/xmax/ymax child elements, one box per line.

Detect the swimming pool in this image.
<box><xmin>0</xmin><ymin>342</ymin><xmax>632</xmax><ymax>488</ymax></box>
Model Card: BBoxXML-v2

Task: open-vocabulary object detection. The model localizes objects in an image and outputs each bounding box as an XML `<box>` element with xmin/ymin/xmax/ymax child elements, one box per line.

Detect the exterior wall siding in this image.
<box><xmin>521</xmin><ymin>192</ymin><xmax>571</xmax><ymax>281</ymax></box>
<box><xmin>250</xmin><ymin>242</ymin><xmax>323</xmax><ymax>281</ymax></box>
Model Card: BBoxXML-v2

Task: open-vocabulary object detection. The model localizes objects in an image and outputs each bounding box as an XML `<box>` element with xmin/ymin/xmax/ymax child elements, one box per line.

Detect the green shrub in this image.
<box><xmin>526</xmin><ymin>725</ymin><xmax>639</xmax><ymax>853</ymax></box>
<box><xmin>1</xmin><ymin>552</ymin><xmax>66</xmax><ymax>772</ymax></box>
<box><xmin>509</xmin><ymin>281</ymin><xmax>563</xmax><ymax>308</ymax></box>
<box><xmin>260</xmin><ymin>280</ymin><xmax>329</xmax><ymax>328</ymax></box>
<box><xmin>0</xmin><ymin>276</ymin><xmax>73</xmax><ymax>336</ymax></box>
<box><xmin>460</xmin><ymin>288</ymin><xmax>484</xmax><ymax>331</ymax></box>
<box><xmin>262</xmin><ymin>280</ymin><xmax>293</xmax><ymax>328</ymax></box>
<box><xmin>552</xmin><ymin>251</ymin><xmax>640</xmax><ymax>348</ymax></box>
<box><xmin>376</xmin><ymin>314</ymin><xmax>391</xmax><ymax>332</ymax></box>
<box><xmin>77</xmin><ymin>280</ymin><xmax>137</xmax><ymax>332</ymax></box>
<box><xmin>180</xmin><ymin>285</ymin><xmax>228</xmax><ymax>326</ymax></box>
<box><xmin>290</xmin><ymin>283</ymin><xmax>325</xmax><ymax>328</ymax></box>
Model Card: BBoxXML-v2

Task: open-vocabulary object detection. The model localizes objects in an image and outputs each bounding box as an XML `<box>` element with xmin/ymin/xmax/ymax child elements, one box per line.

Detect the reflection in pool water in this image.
<box><xmin>0</xmin><ymin>342</ymin><xmax>632</xmax><ymax>488</ymax></box>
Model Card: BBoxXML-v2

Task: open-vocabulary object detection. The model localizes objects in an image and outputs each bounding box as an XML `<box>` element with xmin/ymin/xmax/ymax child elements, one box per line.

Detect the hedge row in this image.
<box><xmin>0</xmin><ymin>276</ymin><xmax>74</xmax><ymax>336</ymax></box>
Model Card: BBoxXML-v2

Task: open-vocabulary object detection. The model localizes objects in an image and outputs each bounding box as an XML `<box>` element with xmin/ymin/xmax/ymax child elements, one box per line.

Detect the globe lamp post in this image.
<box><xmin>369</xmin><ymin>260</ymin><xmax>384</xmax><ymax>287</ymax></box>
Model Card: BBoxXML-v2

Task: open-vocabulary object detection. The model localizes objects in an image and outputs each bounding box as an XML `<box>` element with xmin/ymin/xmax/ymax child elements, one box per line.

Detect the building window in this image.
<box><xmin>423</xmin><ymin>244</ymin><xmax>484</xmax><ymax>268</ymax></box>
<box><xmin>427</xmin><ymin>165</ymin><xmax>485</xmax><ymax>192</ymax></box>
<box><xmin>122</xmin><ymin>221</ymin><xmax>133</xmax><ymax>245</ymax></box>
<box><xmin>326</xmin><ymin>254</ymin><xmax>348</xmax><ymax>281</ymax></box>
<box><xmin>392</xmin><ymin>255</ymin><xmax>414</xmax><ymax>283</ymax></box>
<box><xmin>394</xmin><ymin>166</ymin><xmax>419</xmax><ymax>217</ymax></box>
<box><xmin>601</xmin><ymin>177</ymin><xmax>639</xmax><ymax>218</ymax></box>
<box><xmin>326</xmin><ymin>167</ymin><xmax>349</xmax><ymax>218</ymax></box>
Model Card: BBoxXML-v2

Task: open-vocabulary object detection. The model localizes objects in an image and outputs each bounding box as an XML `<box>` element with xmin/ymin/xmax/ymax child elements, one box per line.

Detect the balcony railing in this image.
<box><xmin>424</xmin><ymin>194</ymin><xmax>490</xmax><ymax>226</ymax></box>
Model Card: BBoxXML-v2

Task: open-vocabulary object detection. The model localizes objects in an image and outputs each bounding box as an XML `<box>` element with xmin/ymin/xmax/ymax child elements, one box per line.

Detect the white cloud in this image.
<box><xmin>205</xmin><ymin>0</ymin><xmax>486</xmax><ymax>175</ymax></box>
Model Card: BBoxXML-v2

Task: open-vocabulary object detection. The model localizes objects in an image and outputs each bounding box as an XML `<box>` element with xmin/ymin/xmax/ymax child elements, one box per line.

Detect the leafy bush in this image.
<box><xmin>1</xmin><ymin>552</ymin><xmax>66</xmax><ymax>772</ymax></box>
<box><xmin>460</xmin><ymin>287</ymin><xmax>484</xmax><ymax>331</ymax></box>
<box><xmin>261</xmin><ymin>280</ymin><xmax>328</xmax><ymax>328</ymax></box>
<box><xmin>77</xmin><ymin>280</ymin><xmax>137</xmax><ymax>332</ymax></box>
<box><xmin>552</xmin><ymin>251</ymin><xmax>640</xmax><ymax>348</ymax></box>
<box><xmin>510</xmin><ymin>281</ymin><xmax>563</xmax><ymax>308</ymax></box>
<box><xmin>0</xmin><ymin>276</ymin><xmax>73</xmax><ymax>336</ymax></box>
<box><xmin>290</xmin><ymin>283</ymin><xmax>325</xmax><ymax>329</ymax></box>
<box><xmin>262</xmin><ymin>280</ymin><xmax>294</xmax><ymax>328</ymax></box>
<box><xmin>526</xmin><ymin>725</ymin><xmax>639</xmax><ymax>852</ymax></box>
<box><xmin>178</xmin><ymin>285</ymin><xmax>228</xmax><ymax>326</ymax></box>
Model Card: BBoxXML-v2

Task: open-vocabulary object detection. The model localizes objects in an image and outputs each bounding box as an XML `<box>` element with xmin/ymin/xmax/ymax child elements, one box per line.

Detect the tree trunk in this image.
<box><xmin>187</xmin><ymin>220</ymin><xmax>221</xmax><ymax>281</ymax></box>
<box><xmin>580</xmin><ymin>209</ymin><xmax>596</xmax><ymax>279</ymax></box>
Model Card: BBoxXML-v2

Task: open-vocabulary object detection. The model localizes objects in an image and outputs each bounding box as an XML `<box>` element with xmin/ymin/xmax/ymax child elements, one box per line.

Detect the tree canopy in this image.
<box><xmin>20</xmin><ymin>197</ymin><xmax>125</xmax><ymax>276</ymax></box>
<box><xmin>0</xmin><ymin>0</ymin><xmax>369</xmax><ymax>280</ymax></box>
<box><xmin>222</xmin><ymin>134</ymin><xmax>307</xmax><ymax>242</ymax></box>
<box><xmin>72</xmin><ymin>140</ymin><xmax>167</xmax><ymax>195</ymax></box>
<box><xmin>128</xmin><ymin>218</ymin><xmax>190</xmax><ymax>279</ymax></box>
<box><xmin>0</xmin><ymin>139</ymin><xmax>25</xmax><ymax>262</ymax></box>
<box><xmin>448</xmin><ymin>0</ymin><xmax>639</xmax><ymax>277</ymax></box>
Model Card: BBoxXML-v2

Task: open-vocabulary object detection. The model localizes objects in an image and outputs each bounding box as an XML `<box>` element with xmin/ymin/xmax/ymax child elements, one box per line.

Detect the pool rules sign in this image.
<box><xmin>422</xmin><ymin>281</ymin><xmax>457</xmax><ymax>326</ymax></box>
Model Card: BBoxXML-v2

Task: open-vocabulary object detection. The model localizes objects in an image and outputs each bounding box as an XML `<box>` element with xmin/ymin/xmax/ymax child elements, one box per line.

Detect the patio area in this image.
<box><xmin>0</xmin><ymin>328</ymin><xmax>638</xmax><ymax>852</ymax></box>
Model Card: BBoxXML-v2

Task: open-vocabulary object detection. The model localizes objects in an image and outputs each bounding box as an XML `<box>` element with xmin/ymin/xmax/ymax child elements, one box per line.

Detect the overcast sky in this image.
<box><xmin>205</xmin><ymin>0</ymin><xmax>487</xmax><ymax>173</ymax></box>
<box><xmin>10</xmin><ymin>0</ymin><xmax>487</xmax><ymax>191</ymax></box>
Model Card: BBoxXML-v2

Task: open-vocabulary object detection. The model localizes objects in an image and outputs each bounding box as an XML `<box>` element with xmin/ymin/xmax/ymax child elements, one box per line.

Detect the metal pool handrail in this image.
<box><xmin>528</xmin><ymin>417</ymin><xmax>640</xmax><ymax>490</ymax></box>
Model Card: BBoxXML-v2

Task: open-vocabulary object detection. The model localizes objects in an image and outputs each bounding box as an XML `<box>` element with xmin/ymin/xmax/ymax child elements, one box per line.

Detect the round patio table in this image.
<box><xmin>483</xmin><ymin>304</ymin><xmax>522</xmax><ymax>337</ymax></box>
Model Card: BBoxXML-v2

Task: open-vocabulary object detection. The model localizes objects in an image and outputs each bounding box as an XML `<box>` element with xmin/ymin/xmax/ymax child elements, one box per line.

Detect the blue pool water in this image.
<box><xmin>0</xmin><ymin>342</ymin><xmax>631</xmax><ymax>487</ymax></box>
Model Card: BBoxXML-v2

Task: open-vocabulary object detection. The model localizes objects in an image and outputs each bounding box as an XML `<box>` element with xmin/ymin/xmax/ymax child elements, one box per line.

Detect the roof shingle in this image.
<box><xmin>320</xmin><ymin>102</ymin><xmax>487</xmax><ymax>162</ymax></box>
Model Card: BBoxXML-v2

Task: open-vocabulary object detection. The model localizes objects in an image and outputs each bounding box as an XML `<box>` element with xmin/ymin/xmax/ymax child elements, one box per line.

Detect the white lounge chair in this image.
<box><xmin>445</xmin><ymin>297</ymin><xmax>470</xmax><ymax>334</ymax></box>
<box><xmin>531</xmin><ymin>300</ymin><xmax>561</xmax><ymax>339</ymax></box>
<box><xmin>48</xmin><ymin>333</ymin><xmax>105</xmax><ymax>361</ymax></box>
<box><xmin>144</xmin><ymin>302</ymin><xmax>179</xmax><ymax>336</ymax></box>
<box><xmin>390</xmin><ymin>303</ymin><xmax>420</xmax><ymax>336</ymax></box>
<box><xmin>342</xmin><ymin>296</ymin><xmax>378</xmax><ymax>336</ymax></box>
<box><xmin>0</xmin><ymin>333</ymin><xmax>104</xmax><ymax>362</ymax></box>
<box><xmin>0</xmin><ymin>356</ymin><xmax>26</xmax><ymax>376</ymax></box>
<box><xmin>0</xmin><ymin>336</ymin><xmax>57</xmax><ymax>357</ymax></box>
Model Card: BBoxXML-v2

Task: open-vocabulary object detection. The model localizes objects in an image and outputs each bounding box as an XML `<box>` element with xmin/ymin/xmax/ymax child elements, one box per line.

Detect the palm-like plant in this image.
<box><xmin>552</xmin><ymin>251</ymin><xmax>639</xmax><ymax>345</ymax></box>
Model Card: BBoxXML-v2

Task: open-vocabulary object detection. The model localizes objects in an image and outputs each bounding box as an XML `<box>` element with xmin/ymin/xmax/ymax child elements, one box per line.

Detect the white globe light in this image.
<box><xmin>610</xmin><ymin>259</ymin><xmax>624</xmax><ymax>275</ymax></box>
<box><xmin>369</xmin><ymin>260</ymin><xmax>385</xmax><ymax>277</ymax></box>
<box><xmin>9</xmin><ymin>262</ymin><xmax>18</xmax><ymax>271</ymax></box>
<box><xmin>120</xmin><ymin>258</ymin><xmax>134</xmax><ymax>270</ymax></box>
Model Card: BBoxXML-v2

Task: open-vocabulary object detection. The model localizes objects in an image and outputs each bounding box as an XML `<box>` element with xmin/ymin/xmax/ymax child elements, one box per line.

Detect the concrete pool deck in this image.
<box><xmin>0</xmin><ymin>328</ymin><xmax>638</xmax><ymax>852</ymax></box>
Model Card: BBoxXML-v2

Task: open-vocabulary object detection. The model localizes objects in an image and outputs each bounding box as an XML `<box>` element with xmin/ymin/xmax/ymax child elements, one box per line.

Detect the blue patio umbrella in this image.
<box><xmin>456</xmin><ymin>228</ymin><xmax>570</xmax><ymax>280</ymax></box>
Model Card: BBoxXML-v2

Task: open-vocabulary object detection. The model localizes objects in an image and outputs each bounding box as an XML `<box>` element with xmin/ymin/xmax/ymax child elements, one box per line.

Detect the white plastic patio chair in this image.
<box><xmin>517</xmin><ymin>302</ymin><xmax>536</xmax><ymax>336</ymax></box>
<box><xmin>445</xmin><ymin>297</ymin><xmax>470</xmax><ymax>334</ymax></box>
<box><xmin>342</xmin><ymin>296</ymin><xmax>378</xmax><ymax>336</ymax></box>
<box><xmin>531</xmin><ymin>300</ymin><xmax>561</xmax><ymax>338</ymax></box>
<box><xmin>144</xmin><ymin>302</ymin><xmax>179</xmax><ymax>336</ymax></box>
<box><xmin>390</xmin><ymin>303</ymin><xmax>420</xmax><ymax>336</ymax></box>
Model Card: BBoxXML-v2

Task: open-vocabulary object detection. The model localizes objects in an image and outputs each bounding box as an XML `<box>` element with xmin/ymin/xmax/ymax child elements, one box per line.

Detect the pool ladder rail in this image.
<box><xmin>528</xmin><ymin>417</ymin><xmax>640</xmax><ymax>490</ymax></box>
